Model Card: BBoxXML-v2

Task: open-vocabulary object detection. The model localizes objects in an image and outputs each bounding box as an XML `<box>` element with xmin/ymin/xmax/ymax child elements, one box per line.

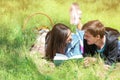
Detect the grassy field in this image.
<box><xmin>0</xmin><ymin>0</ymin><xmax>120</xmax><ymax>80</ymax></box>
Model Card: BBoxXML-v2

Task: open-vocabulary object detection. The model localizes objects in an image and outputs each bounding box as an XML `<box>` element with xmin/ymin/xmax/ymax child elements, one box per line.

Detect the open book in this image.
<box><xmin>53</xmin><ymin>53</ymin><xmax>83</xmax><ymax>66</ymax></box>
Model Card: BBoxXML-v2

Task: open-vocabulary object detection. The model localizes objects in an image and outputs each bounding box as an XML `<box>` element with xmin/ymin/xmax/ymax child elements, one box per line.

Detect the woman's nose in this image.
<box><xmin>68</xmin><ymin>36</ymin><xmax>72</xmax><ymax>43</ymax></box>
<box><xmin>69</xmin><ymin>38</ymin><xmax>72</xmax><ymax>42</ymax></box>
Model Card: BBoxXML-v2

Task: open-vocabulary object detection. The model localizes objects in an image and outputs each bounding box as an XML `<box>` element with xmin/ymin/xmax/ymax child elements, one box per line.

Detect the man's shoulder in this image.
<box><xmin>105</xmin><ymin>31</ymin><xmax>119</xmax><ymax>42</ymax></box>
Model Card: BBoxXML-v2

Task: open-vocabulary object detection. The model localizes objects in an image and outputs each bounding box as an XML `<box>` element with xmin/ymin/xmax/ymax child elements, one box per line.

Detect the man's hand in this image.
<box><xmin>104</xmin><ymin>64</ymin><xmax>111</xmax><ymax>70</ymax></box>
<box><xmin>83</xmin><ymin>57</ymin><xmax>97</xmax><ymax>67</ymax></box>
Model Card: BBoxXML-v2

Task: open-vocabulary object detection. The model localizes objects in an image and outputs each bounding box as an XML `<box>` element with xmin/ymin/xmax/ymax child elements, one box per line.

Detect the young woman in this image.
<box><xmin>45</xmin><ymin>3</ymin><xmax>84</xmax><ymax>66</ymax></box>
<box><xmin>45</xmin><ymin>23</ymin><xmax>84</xmax><ymax>61</ymax></box>
<box><xmin>82</xmin><ymin>20</ymin><xmax>120</xmax><ymax>66</ymax></box>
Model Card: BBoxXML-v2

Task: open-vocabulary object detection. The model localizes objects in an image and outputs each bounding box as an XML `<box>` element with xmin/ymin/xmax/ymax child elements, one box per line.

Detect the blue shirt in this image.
<box><xmin>65</xmin><ymin>30</ymin><xmax>84</xmax><ymax>58</ymax></box>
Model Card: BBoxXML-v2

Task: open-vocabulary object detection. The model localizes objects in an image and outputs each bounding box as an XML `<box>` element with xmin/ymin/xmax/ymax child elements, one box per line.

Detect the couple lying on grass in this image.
<box><xmin>45</xmin><ymin>2</ymin><xmax>120</xmax><ymax>68</ymax></box>
<box><xmin>45</xmin><ymin>20</ymin><xmax>120</xmax><ymax>68</ymax></box>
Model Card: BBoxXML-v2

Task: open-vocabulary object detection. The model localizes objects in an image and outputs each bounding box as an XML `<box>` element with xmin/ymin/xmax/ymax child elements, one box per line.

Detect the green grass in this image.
<box><xmin>0</xmin><ymin>0</ymin><xmax>120</xmax><ymax>80</ymax></box>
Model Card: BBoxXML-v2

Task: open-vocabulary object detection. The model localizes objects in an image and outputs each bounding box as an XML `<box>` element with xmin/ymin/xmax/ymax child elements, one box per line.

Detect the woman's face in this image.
<box><xmin>66</xmin><ymin>30</ymin><xmax>72</xmax><ymax>44</ymax></box>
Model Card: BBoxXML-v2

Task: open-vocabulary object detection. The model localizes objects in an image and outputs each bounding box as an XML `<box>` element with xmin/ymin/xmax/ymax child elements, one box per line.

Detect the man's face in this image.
<box><xmin>84</xmin><ymin>31</ymin><xmax>99</xmax><ymax>45</ymax></box>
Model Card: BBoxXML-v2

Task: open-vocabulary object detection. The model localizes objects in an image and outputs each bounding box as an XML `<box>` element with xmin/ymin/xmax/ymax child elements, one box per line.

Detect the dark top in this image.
<box><xmin>83</xmin><ymin>31</ymin><xmax>120</xmax><ymax>65</ymax></box>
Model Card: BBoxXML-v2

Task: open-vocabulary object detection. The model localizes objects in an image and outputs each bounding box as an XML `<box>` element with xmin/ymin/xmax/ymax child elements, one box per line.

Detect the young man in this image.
<box><xmin>82</xmin><ymin>20</ymin><xmax>120</xmax><ymax>66</ymax></box>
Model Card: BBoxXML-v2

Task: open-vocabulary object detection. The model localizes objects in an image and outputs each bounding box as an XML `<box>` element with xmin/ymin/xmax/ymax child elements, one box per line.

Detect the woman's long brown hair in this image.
<box><xmin>45</xmin><ymin>23</ymin><xmax>70</xmax><ymax>60</ymax></box>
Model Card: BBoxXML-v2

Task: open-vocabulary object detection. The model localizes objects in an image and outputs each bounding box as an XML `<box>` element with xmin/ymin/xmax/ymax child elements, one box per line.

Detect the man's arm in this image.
<box><xmin>104</xmin><ymin>39</ymin><xmax>118</xmax><ymax>65</ymax></box>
